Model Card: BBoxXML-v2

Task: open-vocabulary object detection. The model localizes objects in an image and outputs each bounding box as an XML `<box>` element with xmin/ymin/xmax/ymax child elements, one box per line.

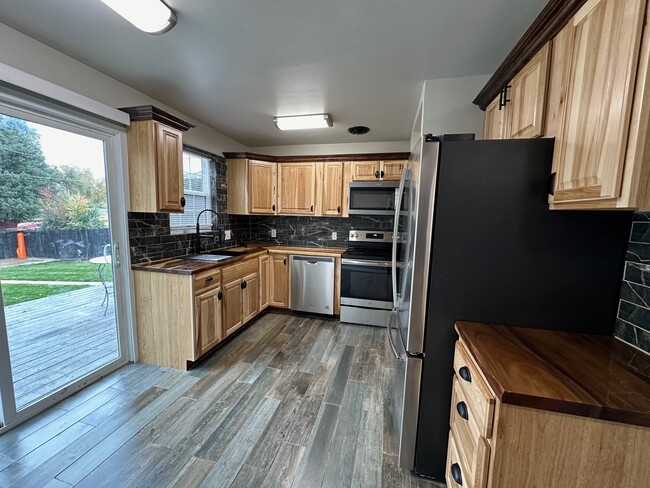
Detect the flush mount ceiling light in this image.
<box><xmin>101</xmin><ymin>0</ymin><xmax>177</xmax><ymax>34</ymax></box>
<box><xmin>274</xmin><ymin>114</ymin><xmax>333</xmax><ymax>131</ymax></box>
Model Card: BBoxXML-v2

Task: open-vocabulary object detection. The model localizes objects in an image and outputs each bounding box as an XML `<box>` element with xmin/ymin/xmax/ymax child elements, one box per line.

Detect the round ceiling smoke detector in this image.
<box><xmin>348</xmin><ymin>126</ymin><xmax>370</xmax><ymax>135</ymax></box>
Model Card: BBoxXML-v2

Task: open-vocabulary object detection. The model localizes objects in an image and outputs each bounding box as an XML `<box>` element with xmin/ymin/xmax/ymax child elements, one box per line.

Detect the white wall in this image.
<box><xmin>421</xmin><ymin>74</ymin><xmax>491</xmax><ymax>139</ymax></box>
<box><xmin>0</xmin><ymin>22</ymin><xmax>247</xmax><ymax>155</ymax></box>
<box><xmin>248</xmin><ymin>141</ymin><xmax>410</xmax><ymax>157</ymax></box>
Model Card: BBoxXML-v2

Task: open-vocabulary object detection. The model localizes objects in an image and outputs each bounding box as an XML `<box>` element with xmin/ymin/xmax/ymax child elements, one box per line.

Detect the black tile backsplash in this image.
<box><xmin>246</xmin><ymin>215</ymin><xmax>395</xmax><ymax>247</ymax></box>
<box><xmin>616</xmin><ymin>212</ymin><xmax>650</xmax><ymax>353</ymax></box>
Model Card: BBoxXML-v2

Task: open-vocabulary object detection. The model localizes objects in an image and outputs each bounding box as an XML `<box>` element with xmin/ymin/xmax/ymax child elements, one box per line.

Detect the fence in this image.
<box><xmin>0</xmin><ymin>228</ymin><xmax>110</xmax><ymax>260</ymax></box>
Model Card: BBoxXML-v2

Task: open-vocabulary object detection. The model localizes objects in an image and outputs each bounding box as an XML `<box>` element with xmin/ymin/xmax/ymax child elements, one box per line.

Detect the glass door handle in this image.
<box><xmin>113</xmin><ymin>243</ymin><xmax>121</xmax><ymax>268</ymax></box>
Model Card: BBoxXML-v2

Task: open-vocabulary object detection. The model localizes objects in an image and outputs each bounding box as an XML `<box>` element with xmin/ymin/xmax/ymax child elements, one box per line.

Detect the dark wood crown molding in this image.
<box><xmin>473</xmin><ymin>0</ymin><xmax>588</xmax><ymax>111</ymax></box>
<box><xmin>119</xmin><ymin>105</ymin><xmax>196</xmax><ymax>132</ymax></box>
<box><xmin>222</xmin><ymin>151</ymin><xmax>410</xmax><ymax>163</ymax></box>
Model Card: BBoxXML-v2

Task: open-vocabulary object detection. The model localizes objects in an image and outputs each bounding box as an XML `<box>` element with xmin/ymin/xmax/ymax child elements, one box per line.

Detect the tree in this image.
<box><xmin>0</xmin><ymin>115</ymin><xmax>56</xmax><ymax>224</ymax></box>
<box><xmin>54</xmin><ymin>165</ymin><xmax>107</xmax><ymax>208</ymax></box>
<box><xmin>40</xmin><ymin>190</ymin><xmax>103</xmax><ymax>230</ymax></box>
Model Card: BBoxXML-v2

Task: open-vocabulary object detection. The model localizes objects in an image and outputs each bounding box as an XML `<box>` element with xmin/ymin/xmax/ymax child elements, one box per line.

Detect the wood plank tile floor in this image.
<box><xmin>0</xmin><ymin>312</ymin><xmax>445</xmax><ymax>487</ymax></box>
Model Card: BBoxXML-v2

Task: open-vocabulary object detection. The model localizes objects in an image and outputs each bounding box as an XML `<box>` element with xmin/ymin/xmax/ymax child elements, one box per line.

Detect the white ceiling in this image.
<box><xmin>0</xmin><ymin>0</ymin><xmax>547</xmax><ymax>147</ymax></box>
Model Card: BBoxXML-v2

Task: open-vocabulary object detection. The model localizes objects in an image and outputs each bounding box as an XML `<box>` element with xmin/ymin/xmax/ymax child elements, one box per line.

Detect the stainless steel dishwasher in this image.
<box><xmin>290</xmin><ymin>255</ymin><xmax>335</xmax><ymax>315</ymax></box>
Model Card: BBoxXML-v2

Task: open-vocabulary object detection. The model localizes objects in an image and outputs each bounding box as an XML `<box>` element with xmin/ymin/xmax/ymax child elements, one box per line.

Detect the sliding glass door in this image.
<box><xmin>0</xmin><ymin>87</ymin><xmax>132</xmax><ymax>430</ymax></box>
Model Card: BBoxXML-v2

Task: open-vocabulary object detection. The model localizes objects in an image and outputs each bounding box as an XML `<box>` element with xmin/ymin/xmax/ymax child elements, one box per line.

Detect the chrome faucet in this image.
<box><xmin>195</xmin><ymin>208</ymin><xmax>221</xmax><ymax>253</ymax></box>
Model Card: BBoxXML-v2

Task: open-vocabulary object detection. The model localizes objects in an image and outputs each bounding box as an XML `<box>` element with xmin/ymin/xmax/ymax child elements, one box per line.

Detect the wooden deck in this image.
<box><xmin>4</xmin><ymin>285</ymin><xmax>119</xmax><ymax>408</ymax></box>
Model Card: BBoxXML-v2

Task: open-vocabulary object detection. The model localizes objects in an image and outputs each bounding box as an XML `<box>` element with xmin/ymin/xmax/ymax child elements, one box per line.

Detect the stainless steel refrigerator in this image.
<box><xmin>389</xmin><ymin>135</ymin><xmax>632</xmax><ymax>481</ymax></box>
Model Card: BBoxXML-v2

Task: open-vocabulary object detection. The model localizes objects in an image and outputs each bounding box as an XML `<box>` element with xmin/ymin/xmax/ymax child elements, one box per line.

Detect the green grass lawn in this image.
<box><xmin>0</xmin><ymin>260</ymin><xmax>113</xmax><ymax>282</ymax></box>
<box><xmin>1</xmin><ymin>284</ymin><xmax>90</xmax><ymax>306</ymax></box>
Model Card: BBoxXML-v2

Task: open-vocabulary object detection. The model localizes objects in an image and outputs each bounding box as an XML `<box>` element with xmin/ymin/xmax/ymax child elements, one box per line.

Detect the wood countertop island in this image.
<box><xmin>455</xmin><ymin>321</ymin><xmax>650</xmax><ymax>427</ymax></box>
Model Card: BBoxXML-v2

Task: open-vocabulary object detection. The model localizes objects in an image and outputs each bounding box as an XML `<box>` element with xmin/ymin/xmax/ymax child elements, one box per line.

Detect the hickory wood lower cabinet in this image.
<box><xmin>269</xmin><ymin>253</ymin><xmax>290</xmax><ymax>308</ymax></box>
<box><xmin>448</xmin><ymin>322</ymin><xmax>650</xmax><ymax>488</ymax></box>
<box><xmin>132</xmin><ymin>253</ymin><xmax>267</xmax><ymax>371</ymax></box>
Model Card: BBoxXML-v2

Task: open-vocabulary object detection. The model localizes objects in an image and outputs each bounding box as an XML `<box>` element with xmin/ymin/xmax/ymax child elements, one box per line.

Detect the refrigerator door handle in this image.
<box><xmin>392</xmin><ymin>169</ymin><xmax>407</xmax><ymax>306</ymax></box>
<box><xmin>387</xmin><ymin>310</ymin><xmax>401</xmax><ymax>361</ymax></box>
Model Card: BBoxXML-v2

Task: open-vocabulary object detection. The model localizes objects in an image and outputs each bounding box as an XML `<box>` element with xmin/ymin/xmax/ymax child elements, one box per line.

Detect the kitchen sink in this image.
<box><xmin>207</xmin><ymin>249</ymin><xmax>247</xmax><ymax>256</ymax></box>
<box><xmin>184</xmin><ymin>254</ymin><xmax>232</xmax><ymax>262</ymax></box>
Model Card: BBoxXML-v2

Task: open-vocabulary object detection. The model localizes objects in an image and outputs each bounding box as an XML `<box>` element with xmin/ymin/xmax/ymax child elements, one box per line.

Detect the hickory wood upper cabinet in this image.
<box><xmin>484</xmin><ymin>96</ymin><xmax>507</xmax><ymax>140</ymax></box>
<box><xmin>351</xmin><ymin>161</ymin><xmax>407</xmax><ymax>181</ymax></box>
<box><xmin>483</xmin><ymin>44</ymin><xmax>550</xmax><ymax>140</ymax></box>
<box><xmin>121</xmin><ymin>106</ymin><xmax>194</xmax><ymax>213</ymax></box>
<box><xmin>277</xmin><ymin>162</ymin><xmax>317</xmax><ymax>214</ymax></box>
<box><xmin>550</xmin><ymin>0</ymin><xmax>650</xmax><ymax>209</ymax></box>
<box><xmin>249</xmin><ymin>160</ymin><xmax>277</xmax><ymax>214</ymax></box>
<box><xmin>227</xmin><ymin>159</ymin><xmax>277</xmax><ymax>215</ymax></box>
<box><xmin>319</xmin><ymin>162</ymin><xmax>344</xmax><ymax>216</ymax></box>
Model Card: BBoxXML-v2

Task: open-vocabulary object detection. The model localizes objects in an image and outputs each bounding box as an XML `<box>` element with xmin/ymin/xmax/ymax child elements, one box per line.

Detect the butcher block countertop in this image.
<box><xmin>456</xmin><ymin>321</ymin><xmax>650</xmax><ymax>427</ymax></box>
<box><xmin>131</xmin><ymin>244</ymin><xmax>346</xmax><ymax>275</ymax></box>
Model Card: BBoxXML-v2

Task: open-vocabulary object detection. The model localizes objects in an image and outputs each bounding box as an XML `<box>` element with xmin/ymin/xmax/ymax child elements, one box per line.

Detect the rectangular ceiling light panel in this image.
<box><xmin>101</xmin><ymin>0</ymin><xmax>177</xmax><ymax>34</ymax></box>
<box><xmin>274</xmin><ymin>114</ymin><xmax>333</xmax><ymax>130</ymax></box>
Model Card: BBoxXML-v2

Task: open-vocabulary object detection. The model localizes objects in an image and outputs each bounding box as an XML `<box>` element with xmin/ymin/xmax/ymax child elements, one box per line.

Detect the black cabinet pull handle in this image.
<box><xmin>374</xmin><ymin>170</ymin><xmax>380</xmax><ymax>179</ymax></box>
<box><xmin>456</xmin><ymin>401</ymin><xmax>469</xmax><ymax>421</ymax></box>
<box><xmin>451</xmin><ymin>463</ymin><xmax>463</xmax><ymax>485</ymax></box>
<box><xmin>337</xmin><ymin>206</ymin><xmax>341</xmax><ymax>213</ymax></box>
<box><xmin>241</xmin><ymin>281</ymin><xmax>247</xmax><ymax>289</ymax></box>
<box><xmin>180</xmin><ymin>197</ymin><xmax>186</xmax><ymax>207</ymax></box>
<box><xmin>205</xmin><ymin>276</ymin><xmax>213</xmax><ymax>282</ymax></box>
<box><xmin>459</xmin><ymin>366</ymin><xmax>472</xmax><ymax>383</ymax></box>
<box><xmin>380</xmin><ymin>170</ymin><xmax>385</xmax><ymax>178</ymax></box>
<box><xmin>217</xmin><ymin>291</ymin><xmax>223</xmax><ymax>300</ymax></box>
<box><xmin>272</xmin><ymin>204</ymin><xmax>276</xmax><ymax>211</ymax></box>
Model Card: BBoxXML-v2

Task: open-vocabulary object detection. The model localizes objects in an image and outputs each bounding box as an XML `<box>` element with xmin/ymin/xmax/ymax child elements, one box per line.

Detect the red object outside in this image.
<box><xmin>16</xmin><ymin>231</ymin><xmax>27</xmax><ymax>259</ymax></box>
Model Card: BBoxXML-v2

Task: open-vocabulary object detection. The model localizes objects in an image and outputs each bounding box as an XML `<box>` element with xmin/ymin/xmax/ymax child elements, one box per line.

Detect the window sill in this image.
<box><xmin>170</xmin><ymin>227</ymin><xmax>211</xmax><ymax>236</ymax></box>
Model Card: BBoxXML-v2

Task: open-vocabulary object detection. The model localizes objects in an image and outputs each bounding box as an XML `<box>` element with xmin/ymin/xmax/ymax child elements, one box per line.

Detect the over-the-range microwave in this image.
<box><xmin>348</xmin><ymin>181</ymin><xmax>406</xmax><ymax>216</ymax></box>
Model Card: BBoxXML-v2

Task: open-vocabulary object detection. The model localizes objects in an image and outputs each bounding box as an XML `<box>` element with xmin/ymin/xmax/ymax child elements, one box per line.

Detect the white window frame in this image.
<box><xmin>170</xmin><ymin>151</ymin><xmax>216</xmax><ymax>233</ymax></box>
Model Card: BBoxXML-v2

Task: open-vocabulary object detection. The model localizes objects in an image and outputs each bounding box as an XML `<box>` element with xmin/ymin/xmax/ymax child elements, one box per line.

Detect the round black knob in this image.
<box><xmin>205</xmin><ymin>276</ymin><xmax>213</xmax><ymax>282</ymax></box>
<box><xmin>380</xmin><ymin>170</ymin><xmax>385</xmax><ymax>178</ymax></box>
<box><xmin>272</xmin><ymin>204</ymin><xmax>276</xmax><ymax>211</ymax></box>
<box><xmin>459</xmin><ymin>366</ymin><xmax>471</xmax><ymax>383</ymax></box>
<box><xmin>310</xmin><ymin>204</ymin><xmax>314</xmax><ymax>212</ymax></box>
<box><xmin>337</xmin><ymin>206</ymin><xmax>341</xmax><ymax>213</ymax></box>
<box><xmin>217</xmin><ymin>291</ymin><xmax>223</xmax><ymax>300</ymax></box>
<box><xmin>451</xmin><ymin>463</ymin><xmax>462</xmax><ymax>485</ymax></box>
<box><xmin>374</xmin><ymin>170</ymin><xmax>380</xmax><ymax>179</ymax></box>
<box><xmin>180</xmin><ymin>197</ymin><xmax>186</xmax><ymax>207</ymax></box>
<box><xmin>241</xmin><ymin>281</ymin><xmax>247</xmax><ymax>289</ymax></box>
<box><xmin>456</xmin><ymin>401</ymin><xmax>469</xmax><ymax>421</ymax></box>
<box><xmin>283</xmin><ymin>258</ymin><xmax>287</xmax><ymax>265</ymax></box>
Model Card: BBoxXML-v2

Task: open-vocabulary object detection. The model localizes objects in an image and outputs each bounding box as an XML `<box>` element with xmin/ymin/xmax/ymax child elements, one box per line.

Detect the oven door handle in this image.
<box><xmin>342</xmin><ymin>259</ymin><xmax>403</xmax><ymax>268</ymax></box>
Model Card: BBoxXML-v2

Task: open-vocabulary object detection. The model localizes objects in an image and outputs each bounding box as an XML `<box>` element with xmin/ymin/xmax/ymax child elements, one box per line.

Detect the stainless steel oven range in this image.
<box><xmin>340</xmin><ymin>229</ymin><xmax>404</xmax><ymax>327</ymax></box>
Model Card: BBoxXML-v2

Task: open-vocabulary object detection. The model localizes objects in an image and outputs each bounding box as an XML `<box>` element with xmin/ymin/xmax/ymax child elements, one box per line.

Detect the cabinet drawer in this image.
<box><xmin>450</xmin><ymin>378</ymin><xmax>491</xmax><ymax>488</ymax></box>
<box><xmin>222</xmin><ymin>258</ymin><xmax>258</xmax><ymax>284</ymax></box>
<box><xmin>453</xmin><ymin>341</ymin><xmax>495</xmax><ymax>438</ymax></box>
<box><xmin>446</xmin><ymin>431</ymin><xmax>471</xmax><ymax>488</ymax></box>
<box><xmin>193</xmin><ymin>268</ymin><xmax>221</xmax><ymax>294</ymax></box>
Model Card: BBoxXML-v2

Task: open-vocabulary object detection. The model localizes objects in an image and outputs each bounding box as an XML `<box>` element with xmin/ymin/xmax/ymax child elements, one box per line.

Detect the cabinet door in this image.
<box><xmin>223</xmin><ymin>279</ymin><xmax>243</xmax><ymax>336</ymax></box>
<box><xmin>242</xmin><ymin>272</ymin><xmax>260</xmax><ymax>322</ymax></box>
<box><xmin>248</xmin><ymin>160</ymin><xmax>277</xmax><ymax>214</ymax></box>
<box><xmin>381</xmin><ymin>161</ymin><xmax>406</xmax><ymax>181</ymax></box>
<box><xmin>507</xmin><ymin>43</ymin><xmax>550</xmax><ymax>139</ymax></box>
<box><xmin>194</xmin><ymin>286</ymin><xmax>222</xmax><ymax>358</ymax></box>
<box><xmin>351</xmin><ymin>161</ymin><xmax>381</xmax><ymax>181</ymax></box>
<box><xmin>484</xmin><ymin>95</ymin><xmax>506</xmax><ymax>140</ymax></box>
<box><xmin>270</xmin><ymin>254</ymin><xmax>290</xmax><ymax>308</ymax></box>
<box><xmin>551</xmin><ymin>0</ymin><xmax>646</xmax><ymax>203</ymax></box>
<box><xmin>259</xmin><ymin>255</ymin><xmax>269</xmax><ymax>310</ymax></box>
<box><xmin>321</xmin><ymin>162</ymin><xmax>343</xmax><ymax>216</ymax></box>
<box><xmin>155</xmin><ymin>122</ymin><xmax>184</xmax><ymax>212</ymax></box>
<box><xmin>278</xmin><ymin>163</ymin><xmax>316</xmax><ymax>214</ymax></box>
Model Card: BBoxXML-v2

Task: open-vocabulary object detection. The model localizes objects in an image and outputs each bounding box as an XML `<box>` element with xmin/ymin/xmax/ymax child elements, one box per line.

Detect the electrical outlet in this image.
<box><xmin>271</xmin><ymin>229</ymin><xmax>277</xmax><ymax>238</ymax></box>
<box><xmin>224</xmin><ymin>230</ymin><xmax>232</xmax><ymax>240</ymax></box>
<box><xmin>332</xmin><ymin>232</ymin><xmax>337</xmax><ymax>240</ymax></box>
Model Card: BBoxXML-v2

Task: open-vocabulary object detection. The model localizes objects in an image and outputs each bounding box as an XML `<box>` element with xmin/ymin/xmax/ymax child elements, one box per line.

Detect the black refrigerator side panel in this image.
<box><xmin>413</xmin><ymin>139</ymin><xmax>632</xmax><ymax>479</ymax></box>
